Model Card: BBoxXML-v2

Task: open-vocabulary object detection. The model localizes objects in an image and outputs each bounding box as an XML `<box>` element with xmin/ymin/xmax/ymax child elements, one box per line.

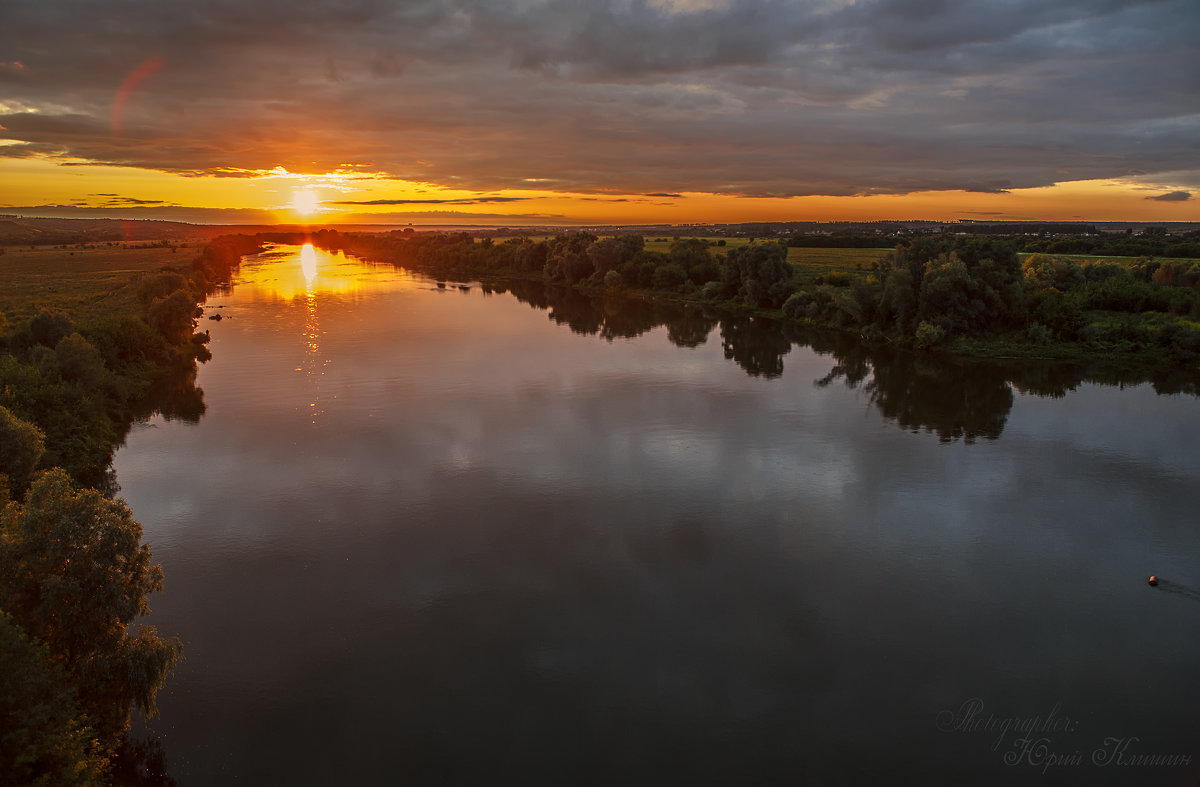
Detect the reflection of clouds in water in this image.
<box><xmin>112</xmin><ymin>255</ymin><xmax>1200</xmax><ymax>785</ymax></box>
<box><xmin>130</xmin><ymin>256</ymin><xmax>1200</xmax><ymax>565</ymax></box>
<box><xmin>1007</xmin><ymin>384</ymin><xmax>1200</xmax><ymax>472</ymax></box>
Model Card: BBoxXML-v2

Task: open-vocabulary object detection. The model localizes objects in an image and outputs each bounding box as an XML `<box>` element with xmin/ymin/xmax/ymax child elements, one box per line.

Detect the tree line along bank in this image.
<box><xmin>302</xmin><ymin>229</ymin><xmax>1200</xmax><ymax>367</ymax></box>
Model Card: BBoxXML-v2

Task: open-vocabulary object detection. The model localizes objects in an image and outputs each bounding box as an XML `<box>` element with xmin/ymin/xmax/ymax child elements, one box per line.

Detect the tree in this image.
<box><xmin>30</xmin><ymin>311</ymin><xmax>74</xmax><ymax>348</ymax></box>
<box><xmin>723</xmin><ymin>243</ymin><xmax>795</xmax><ymax>307</ymax></box>
<box><xmin>668</xmin><ymin>238</ymin><xmax>719</xmax><ymax>284</ymax></box>
<box><xmin>0</xmin><ymin>470</ymin><xmax>182</xmax><ymax>745</ymax></box>
<box><xmin>146</xmin><ymin>290</ymin><xmax>201</xmax><ymax>345</ymax></box>
<box><xmin>515</xmin><ymin>240</ymin><xmax>548</xmax><ymax>272</ymax></box>
<box><xmin>0</xmin><ymin>612</ymin><xmax>109</xmax><ymax>786</ymax></box>
<box><xmin>651</xmin><ymin>262</ymin><xmax>687</xmax><ymax>290</ymax></box>
<box><xmin>0</xmin><ymin>404</ymin><xmax>45</xmax><ymax>494</ymax></box>
<box><xmin>136</xmin><ymin>271</ymin><xmax>189</xmax><ymax>307</ymax></box>
<box><xmin>54</xmin><ymin>334</ymin><xmax>109</xmax><ymax>388</ymax></box>
<box><xmin>907</xmin><ymin>238</ymin><xmax>1025</xmax><ymax>335</ymax></box>
<box><xmin>587</xmin><ymin>235</ymin><xmax>643</xmax><ymax>275</ymax></box>
<box><xmin>878</xmin><ymin>266</ymin><xmax>918</xmax><ymax>333</ymax></box>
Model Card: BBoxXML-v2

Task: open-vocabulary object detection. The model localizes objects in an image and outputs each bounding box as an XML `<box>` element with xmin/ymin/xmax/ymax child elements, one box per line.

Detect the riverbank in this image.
<box><xmin>0</xmin><ymin>236</ymin><xmax>262</xmax><ymax>486</ymax></box>
<box><xmin>298</xmin><ymin>229</ymin><xmax>1200</xmax><ymax>383</ymax></box>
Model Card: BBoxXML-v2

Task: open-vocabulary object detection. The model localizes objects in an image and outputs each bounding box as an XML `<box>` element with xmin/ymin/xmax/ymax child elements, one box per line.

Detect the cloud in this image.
<box><xmin>340</xmin><ymin>210</ymin><xmax>568</xmax><ymax>223</ymax></box>
<box><xmin>0</xmin><ymin>0</ymin><xmax>1197</xmax><ymax>199</ymax></box>
<box><xmin>331</xmin><ymin>197</ymin><xmax>531</xmax><ymax>205</ymax></box>
<box><xmin>645</xmin><ymin>193</ymin><xmax>683</xmax><ymax>198</ymax></box>
<box><xmin>98</xmin><ymin>196</ymin><xmax>171</xmax><ymax>205</ymax></box>
<box><xmin>0</xmin><ymin>204</ymin><xmax>570</xmax><ymax>225</ymax></box>
<box><xmin>1145</xmin><ymin>191</ymin><xmax>1192</xmax><ymax>202</ymax></box>
<box><xmin>0</xmin><ymin>204</ymin><xmax>282</xmax><ymax>224</ymax></box>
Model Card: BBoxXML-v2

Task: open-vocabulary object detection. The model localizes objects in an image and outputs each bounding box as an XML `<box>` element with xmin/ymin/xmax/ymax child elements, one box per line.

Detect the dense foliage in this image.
<box><xmin>0</xmin><ymin>471</ymin><xmax>182</xmax><ymax>744</ymax></box>
<box><xmin>0</xmin><ymin>611</ymin><xmax>109</xmax><ymax>786</ymax></box>
<box><xmin>1019</xmin><ymin>227</ymin><xmax>1200</xmax><ymax>259</ymax></box>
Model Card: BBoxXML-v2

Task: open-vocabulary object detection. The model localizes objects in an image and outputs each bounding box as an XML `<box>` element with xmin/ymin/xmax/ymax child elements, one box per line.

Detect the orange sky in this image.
<box><xmin>3</xmin><ymin>156</ymin><xmax>1197</xmax><ymax>226</ymax></box>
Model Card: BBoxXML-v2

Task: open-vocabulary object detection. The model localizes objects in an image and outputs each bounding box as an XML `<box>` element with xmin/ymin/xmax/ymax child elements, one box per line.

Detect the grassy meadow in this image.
<box><xmin>643</xmin><ymin>236</ymin><xmax>1200</xmax><ymax>283</ymax></box>
<box><xmin>0</xmin><ymin>244</ymin><xmax>193</xmax><ymax>324</ymax></box>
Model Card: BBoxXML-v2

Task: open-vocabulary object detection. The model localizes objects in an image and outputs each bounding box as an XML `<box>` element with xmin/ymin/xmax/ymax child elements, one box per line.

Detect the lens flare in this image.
<box><xmin>111</xmin><ymin>55</ymin><xmax>165</xmax><ymax>136</ymax></box>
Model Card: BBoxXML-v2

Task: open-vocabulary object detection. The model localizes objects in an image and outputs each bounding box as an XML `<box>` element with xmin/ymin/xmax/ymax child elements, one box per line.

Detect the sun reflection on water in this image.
<box><xmin>235</xmin><ymin>242</ymin><xmax>421</xmax><ymax>302</ymax></box>
<box><xmin>300</xmin><ymin>243</ymin><xmax>318</xmax><ymax>287</ymax></box>
<box><xmin>228</xmin><ymin>243</ymin><xmax>425</xmax><ymax>424</ymax></box>
<box><xmin>302</xmin><ymin>287</ymin><xmax>327</xmax><ymax>423</ymax></box>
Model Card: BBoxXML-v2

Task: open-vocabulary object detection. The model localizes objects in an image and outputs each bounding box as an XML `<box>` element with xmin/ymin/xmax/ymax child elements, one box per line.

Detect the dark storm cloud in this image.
<box><xmin>1146</xmin><ymin>191</ymin><xmax>1192</xmax><ymax>202</ymax></box>
<box><xmin>1</xmin><ymin>0</ymin><xmax>1197</xmax><ymax>197</ymax></box>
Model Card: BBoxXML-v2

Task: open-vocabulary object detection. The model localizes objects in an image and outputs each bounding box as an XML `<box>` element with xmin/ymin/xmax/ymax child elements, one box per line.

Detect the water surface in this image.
<box><xmin>115</xmin><ymin>245</ymin><xmax>1200</xmax><ymax>785</ymax></box>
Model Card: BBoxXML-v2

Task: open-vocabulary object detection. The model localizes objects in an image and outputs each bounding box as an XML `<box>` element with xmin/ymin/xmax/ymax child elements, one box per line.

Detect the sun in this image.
<box><xmin>292</xmin><ymin>189</ymin><xmax>320</xmax><ymax>216</ymax></box>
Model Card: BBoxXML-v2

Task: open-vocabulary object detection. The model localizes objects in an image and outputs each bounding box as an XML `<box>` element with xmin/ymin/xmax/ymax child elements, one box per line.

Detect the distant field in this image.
<box><xmin>0</xmin><ymin>245</ymin><xmax>188</xmax><ymax>323</ymax></box>
<box><xmin>1021</xmin><ymin>252</ymin><xmax>1200</xmax><ymax>266</ymax></box>
<box><xmin>641</xmin><ymin>236</ymin><xmax>894</xmax><ymax>272</ymax></box>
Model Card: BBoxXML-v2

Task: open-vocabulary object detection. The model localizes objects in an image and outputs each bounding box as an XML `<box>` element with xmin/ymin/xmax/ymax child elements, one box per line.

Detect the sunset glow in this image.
<box><xmin>0</xmin><ymin>1</ymin><xmax>1195</xmax><ymax>225</ymax></box>
<box><xmin>292</xmin><ymin>190</ymin><xmax>320</xmax><ymax>218</ymax></box>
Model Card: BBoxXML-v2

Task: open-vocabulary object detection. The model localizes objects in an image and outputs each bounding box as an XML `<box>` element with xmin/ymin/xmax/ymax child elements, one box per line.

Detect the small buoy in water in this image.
<box><xmin>1148</xmin><ymin>575</ymin><xmax>1159</xmax><ymax>586</ymax></box>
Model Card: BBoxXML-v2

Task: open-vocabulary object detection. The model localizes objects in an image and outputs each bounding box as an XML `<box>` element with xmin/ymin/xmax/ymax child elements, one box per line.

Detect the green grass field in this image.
<box><xmin>0</xmin><ymin>245</ymin><xmax>187</xmax><ymax>324</ymax></box>
<box><xmin>641</xmin><ymin>236</ymin><xmax>894</xmax><ymax>280</ymax></box>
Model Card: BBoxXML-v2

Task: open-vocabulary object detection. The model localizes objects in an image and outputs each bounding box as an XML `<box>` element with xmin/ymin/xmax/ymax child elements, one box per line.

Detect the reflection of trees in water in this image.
<box><xmin>148</xmin><ymin>364</ymin><xmax>206</xmax><ymax>424</ymax></box>
<box><xmin>601</xmin><ymin>298</ymin><xmax>673</xmax><ymax>342</ymax></box>
<box><xmin>868</xmin><ymin>355</ymin><xmax>1012</xmax><ymax>443</ymax></box>
<box><xmin>489</xmin><ymin>280</ymin><xmax>1197</xmax><ymax>443</ymax></box>
<box><xmin>111</xmin><ymin>735</ymin><xmax>177</xmax><ymax>787</ymax></box>
<box><xmin>509</xmin><ymin>280</ymin><xmax>714</xmax><ymax>345</ymax></box>
<box><xmin>719</xmin><ymin>317</ymin><xmax>791</xmax><ymax>379</ymax></box>
<box><xmin>812</xmin><ymin>338</ymin><xmax>1013</xmax><ymax>443</ymax></box>
<box><xmin>794</xmin><ymin>323</ymin><xmax>1012</xmax><ymax>441</ymax></box>
<box><xmin>104</xmin><ymin>364</ymin><xmax>206</xmax><ymax>498</ymax></box>
<box><xmin>1007</xmin><ymin>362</ymin><xmax>1200</xmax><ymax>399</ymax></box>
<box><xmin>549</xmin><ymin>289</ymin><xmax>605</xmax><ymax>337</ymax></box>
<box><xmin>666</xmin><ymin>308</ymin><xmax>718</xmax><ymax>349</ymax></box>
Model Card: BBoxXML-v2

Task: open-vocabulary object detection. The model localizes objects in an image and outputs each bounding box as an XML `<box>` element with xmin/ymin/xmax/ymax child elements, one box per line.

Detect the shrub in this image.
<box><xmin>1025</xmin><ymin>322</ymin><xmax>1053</xmax><ymax>344</ymax></box>
<box><xmin>782</xmin><ymin>291</ymin><xmax>812</xmax><ymax>320</ymax></box>
<box><xmin>29</xmin><ymin>312</ymin><xmax>73</xmax><ymax>348</ymax></box>
<box><xmin>914</xmin><ymin>321</ymin><xmax>947</xmax><ymax>349</ymax></box>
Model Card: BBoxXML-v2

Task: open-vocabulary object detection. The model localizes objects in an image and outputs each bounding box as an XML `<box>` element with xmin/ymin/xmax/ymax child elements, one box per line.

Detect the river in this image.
<box><xmin>113</xmin><ymin>244</ymin><xmax>1200</xmax><ymax>785</ymax></box>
